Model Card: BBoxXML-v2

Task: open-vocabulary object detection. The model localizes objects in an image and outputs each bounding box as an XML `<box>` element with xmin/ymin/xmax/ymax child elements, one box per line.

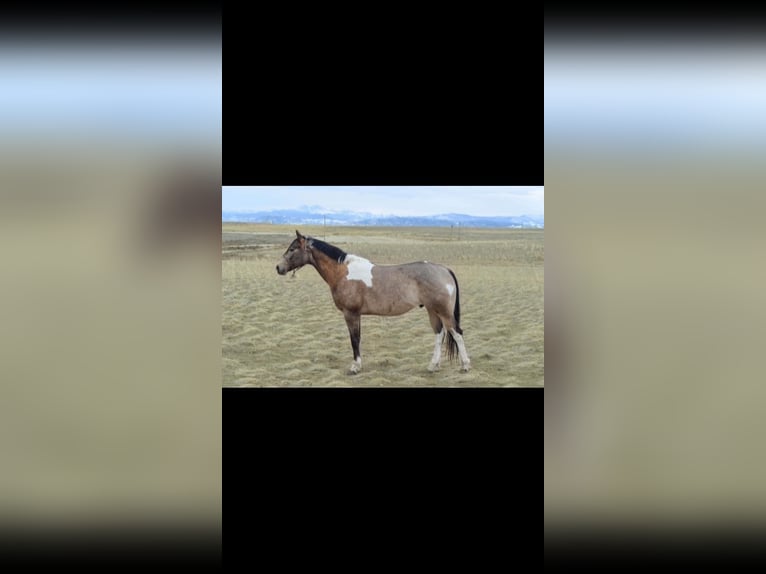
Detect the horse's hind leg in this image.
<box><xmin>440</xmin><ymin>314</ymin><xmax>471</xmax><ymax>371</ymax></box>
<box><xmin>343</xmin><ymin>311</ymin><xmax>362</xmax><ymax>374</ymax></box>
<box><xmin>449</xmin><ymin>328</ymin><xmax>471</xmax><ymax>371</ymax></box>
<box><xmin>427</xmin><ymin>309</ymin><xmax>444</xmax><ymax>372</ymax></box>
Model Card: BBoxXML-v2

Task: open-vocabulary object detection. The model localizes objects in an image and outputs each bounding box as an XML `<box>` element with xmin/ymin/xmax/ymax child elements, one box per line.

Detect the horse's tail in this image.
<box><xmin>446</xmin><ymin>268</ymin><xmax>463</xmax><ymax>362</ymax></box>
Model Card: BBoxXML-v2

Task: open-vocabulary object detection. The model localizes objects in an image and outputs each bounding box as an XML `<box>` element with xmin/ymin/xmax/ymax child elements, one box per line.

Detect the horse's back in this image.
<box><xmin>395</xmin><ymin>261</ymin><xmax>455</xmax><ymax>285</ymax></box>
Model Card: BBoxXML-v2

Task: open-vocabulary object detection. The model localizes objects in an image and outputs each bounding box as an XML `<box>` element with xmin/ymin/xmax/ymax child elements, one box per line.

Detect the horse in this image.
<box><xmin>276</xmin><ymin>230</ymin><xmax>471</xmax><ymax>374</ymax></box>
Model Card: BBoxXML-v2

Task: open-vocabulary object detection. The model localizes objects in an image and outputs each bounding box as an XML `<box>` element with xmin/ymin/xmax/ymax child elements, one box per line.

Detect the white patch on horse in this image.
<box><xmin>345</xmin><ymin>255</ymin><xmax>374</xmax><ymax>287</ymax></box>
<box><xmin>445</xmin><ymin>283</ymin><xmax>454</xmax><ymax>296</ymax></box>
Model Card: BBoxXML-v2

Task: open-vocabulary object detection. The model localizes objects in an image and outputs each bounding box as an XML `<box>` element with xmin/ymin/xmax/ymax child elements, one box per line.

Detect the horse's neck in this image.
<box><xmin>311</xmin><ymin>249</ymin><xmax>345</xmax><ymax>289</ymax></box>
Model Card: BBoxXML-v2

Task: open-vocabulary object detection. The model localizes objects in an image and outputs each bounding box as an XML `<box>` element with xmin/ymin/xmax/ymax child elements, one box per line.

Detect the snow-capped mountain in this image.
<box><xmin>222</xmin><ymin>209</ymin><xmax>543</xmax><ymax>228</ymax></box>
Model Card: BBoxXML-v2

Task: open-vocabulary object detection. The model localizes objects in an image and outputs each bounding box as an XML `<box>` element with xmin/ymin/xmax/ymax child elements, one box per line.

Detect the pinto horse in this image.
<box><xmin>276</xmin><ymin>230</ymin><xmax>470</xmax><ymax>374</ymax></box>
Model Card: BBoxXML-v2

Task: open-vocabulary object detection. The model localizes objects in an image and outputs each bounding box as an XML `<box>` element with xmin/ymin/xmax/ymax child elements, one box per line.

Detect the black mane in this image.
<box><xmin>309</xmin><ymin>237</ymin><xmax>347</xmax><ymax>263</ymax></box>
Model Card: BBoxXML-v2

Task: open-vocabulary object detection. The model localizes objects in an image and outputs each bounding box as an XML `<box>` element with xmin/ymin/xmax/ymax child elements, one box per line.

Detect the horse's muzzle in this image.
<box><xmin>276</xmin><ymin>264</ymin><xmax>286</xmax><ymax>275</ymax></box>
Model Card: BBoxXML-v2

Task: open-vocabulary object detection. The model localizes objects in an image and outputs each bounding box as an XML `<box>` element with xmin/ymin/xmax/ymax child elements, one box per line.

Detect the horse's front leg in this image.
<box><xmin>343</xmin><ymin>311</ymin><xmax>362</xmax><ymax>374</ymax></box>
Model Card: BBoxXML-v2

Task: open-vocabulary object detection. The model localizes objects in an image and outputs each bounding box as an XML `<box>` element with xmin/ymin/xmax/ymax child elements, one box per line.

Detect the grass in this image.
<box><xmin>222</xmin><ymin>224</ymin><xmax>544</xmax><ymax>387</ymax></box>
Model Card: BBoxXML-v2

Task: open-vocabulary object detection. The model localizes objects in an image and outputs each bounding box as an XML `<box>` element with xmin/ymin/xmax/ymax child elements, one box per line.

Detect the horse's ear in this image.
<box><xmin>295</xmin><ymin>230</ymin><xmax>302</xmax><ymax>239</ymax></box>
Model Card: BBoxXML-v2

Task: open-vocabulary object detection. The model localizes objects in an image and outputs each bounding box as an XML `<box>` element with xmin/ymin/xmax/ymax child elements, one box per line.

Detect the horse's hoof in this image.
<box><xmin>428</xmin><ymin>363</ymin><xmax>440</xmax><ymax>372</ymax></box>
<box><xmin>461</xmin><ymin>363</ymin><xmax>471</xmax><ymax>372</ymax></box>
<box><xmin>348</xmin><ymin>365</ymin><xmax>361</xmax><ymax>375</ymax></box>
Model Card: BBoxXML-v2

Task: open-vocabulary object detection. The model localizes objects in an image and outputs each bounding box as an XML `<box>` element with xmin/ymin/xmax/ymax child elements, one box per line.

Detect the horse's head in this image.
<box><xmin>276</xmin><ymin>230</ymin><xmax>313</xmax><ymax>275</ymax></box>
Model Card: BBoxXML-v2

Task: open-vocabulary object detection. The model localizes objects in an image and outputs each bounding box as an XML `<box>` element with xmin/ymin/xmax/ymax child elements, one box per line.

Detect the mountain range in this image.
<box><xmin>222</xmin><ymin>208</ymin><xmax>543</xmax><ymax>228</ymax></box>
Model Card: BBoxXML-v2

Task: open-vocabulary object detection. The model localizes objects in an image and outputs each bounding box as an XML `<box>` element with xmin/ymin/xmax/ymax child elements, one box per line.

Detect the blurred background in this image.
<box><xmin>0</xmin><ymin>5</ymin><xmax>221</xmax><ymax>558</ymax></box>
<box><xmin>545</xmin><ymin>11</ymin><xmax>766</xmax><ymax>550</ymax></box>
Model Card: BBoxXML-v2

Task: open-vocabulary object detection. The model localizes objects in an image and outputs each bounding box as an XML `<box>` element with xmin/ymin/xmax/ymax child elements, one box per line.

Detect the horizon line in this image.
<box><xmin>222</xmin><ymin>209</ymin><xmax>544</xmax><ymax>218</ymax></box>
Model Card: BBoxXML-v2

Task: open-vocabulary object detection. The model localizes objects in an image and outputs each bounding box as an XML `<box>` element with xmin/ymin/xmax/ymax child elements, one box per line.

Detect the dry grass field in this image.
<box><xmin>222</xmin><ymin>224</ymin><xmax>543</xmax><ymax>387</ymax></box>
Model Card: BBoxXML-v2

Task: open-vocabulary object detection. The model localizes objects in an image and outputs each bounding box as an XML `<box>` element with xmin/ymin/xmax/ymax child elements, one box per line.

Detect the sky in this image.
<box><xmin>0</xmin><ymin>43</ymin><xmax>221</xmax><ymax>140</ymax></box>
<box><xmin>221</xmin><ymin>187</ymin><xmax>544</xmax><ymax>217</ymax></box>
<box><xmin>545</xmin><ymin>43</ymin><xmax>766</xmax><ymax>150</ymax></box>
